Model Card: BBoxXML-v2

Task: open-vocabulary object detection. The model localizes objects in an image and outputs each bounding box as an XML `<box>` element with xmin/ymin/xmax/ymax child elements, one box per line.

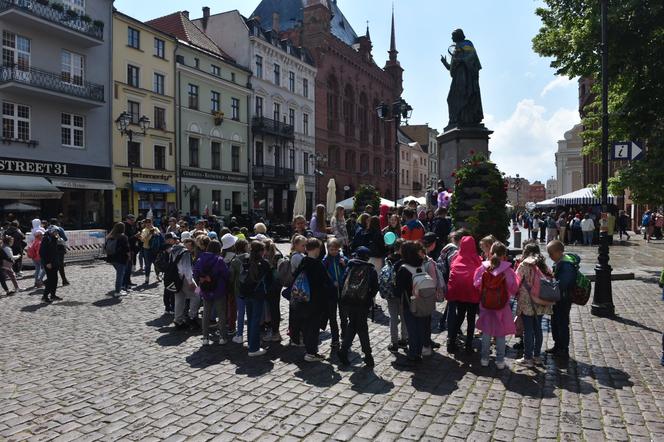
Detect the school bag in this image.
<box><xmin>480</xmin><ymin>270</ymin><xmax>509</xmax><ymax>310</ymax></box>
<box><xmin>149</xmin><ymin>231</ymin><xmax>164</xmax><ymax>253</ymax></box>
<box><xmin>238</xmin><ymin>255</ymin><xmax>255</xmax><ymax>295</ymax></box>
<box><xmin>276</xmin><ymin>255</ymin><xmax>293</xmax><ymax>287</ymax></box>
<box><xmin>153</xmin><ymin>249</ymin><xmax>169</xmax><ymax>273</ymax></box>
<box><xmin>290</xmin><ymin>271</ymin><xmax>311</xmax><ymax>304</ymax></box>
<box><xmin>163</xmin><ymin>249</ymin><xmax>186</xmax><ymax>294</ymax></box>
<box><xmin>402</xmin><ymin>264</ymin><xmax>437</xmax><ymax>317</ymax></box>
<box><xmin>563</xmin><ymin>254</ymin><xmax>592</xmax><ymax>305</ymax></box>
<box><xmin>105</xmin><ymin>238</ymin><xmax>117</xmax><ymax>257</ymax></box>
<box><xmin>341</xmin><ymin>263</ymin><xmax>372</xmax><ymax>305</ymax></box>
<box><xmin>424</xmin><ymin>258</ymin><xmax>446</xmax><ymax>301</ymax></box>
<box><xmin>378</xmin><ymin>259</ymin><xmax>397</xmax><ymax>300</ymax></box>
<box><xmin>532</xmin><ymin>266</ymin><xmax>561</xmax><ymax>302</ymax></box>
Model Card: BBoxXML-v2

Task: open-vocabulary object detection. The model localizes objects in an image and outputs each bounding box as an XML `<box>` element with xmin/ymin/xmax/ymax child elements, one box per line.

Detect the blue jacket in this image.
<box><xmin>554</xmin><ymin>254</ymin><xmax>579</xmax><ymax>299</ymax></box>
<box><xmin>322</xmin><ymin>253</ymin><xmax>348</xmax><ymax>298</ymax></box>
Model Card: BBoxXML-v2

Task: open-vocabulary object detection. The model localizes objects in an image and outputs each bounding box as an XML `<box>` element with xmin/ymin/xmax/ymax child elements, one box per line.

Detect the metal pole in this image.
<box><xmin>130</xmin><ymin>164</ymin><xmax>135</xmax><ymax>214</ymax></box>
<box><xmin>591</xmin><ymin>0</ymin><xmax>615</xmax><ymax>317</ymax></box>
<box><xmin>394</xmin><ymin>106</ymin><xmax>400</xmax><ymax>208</ymax></box>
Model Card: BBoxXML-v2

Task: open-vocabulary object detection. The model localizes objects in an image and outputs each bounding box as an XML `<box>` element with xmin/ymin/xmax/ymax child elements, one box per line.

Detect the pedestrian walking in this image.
<box><xmin>229</xmin><ymin>238</ymin><xmax>249</xmax><ymax>343</ymax></box>
<box><xmin>39</xmin><ymin>227</ymin><xmax>62</xmax><ymax>303</ymax></box>
<box><xmin>139</xmin><ymin>218</ymin><xmax>161</xmax><ymax>285</ymax></box>
<box><xmin>106</xmin><ymin>223</ymin><xmax>131</xmax><ymax>297</ymax></box>
<box><xmin>27</xmin><ymin>229</ymin><xmax>45</xmax><ymax>288</ymax></box>
<box><xmin>171</xmin><ymin>236</ymin><xmax>200</xmax><ymax>329</ymax></box>
<box><xmin>380</xmin><ymin>239</ymin><xmax>408</xmax><ymax>353</ymax></box>
<box><xmin>5</xmin><ymin>220</ymin><xmax>25</xmax><ymax>278</ymax></box>
<box><xmin>330</xmin><ymin>206</ymin><xmax>349</xmax><ymax>251</ymax></box>
<box><xmin>2</xmin><ymin>235</ymin><xmax>21</xmax><ymax>293</ymax></box>
<box><xmin>546</xmin><ymin>240</ymin><xmax>578</xmax><ymax>359</ymax></box>
<box><xmin>617</xmin><ymin>210</ymin><xmax>631</xmax><ymax>241</ymax></box>
<box><xmin>194</xmin><ymin>240</ymin><xmax>230</xmax><ymax>346</ymax></box>
<box><xmin>48</xmin><ymin>219</ymin><xmax>69</xmax><ymax>286</ymax></box>
<box><xmin>473</xmin><ymin>242</ymin><xmax>520</xmax><ymax>369</ymax></box>
<box><xmin>337</xmin><ymin>246</ymin><xmax>379</xmax><ymax>368</ymax></box>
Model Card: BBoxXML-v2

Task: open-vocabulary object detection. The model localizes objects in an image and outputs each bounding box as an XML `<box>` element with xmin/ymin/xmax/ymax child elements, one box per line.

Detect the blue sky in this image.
<box><xmin>115</xmin><ymin>0</ymin><xmax>580</xmax><ymax>184</ymax></box>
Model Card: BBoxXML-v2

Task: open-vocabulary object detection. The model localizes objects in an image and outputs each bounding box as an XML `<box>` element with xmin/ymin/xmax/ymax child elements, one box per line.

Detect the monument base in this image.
<box><xmin>438</xmin><ymin>125</ymin><xmax>493</xmax><ymax>186</ymax></box>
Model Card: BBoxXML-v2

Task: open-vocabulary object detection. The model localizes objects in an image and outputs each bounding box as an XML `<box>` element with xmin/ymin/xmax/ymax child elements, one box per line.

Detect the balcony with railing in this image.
<box><xmin>252</xmin><ymin>116</ymin><xmax>294</xmax><ymax>140</ymax></box>
<box><xmin>0</xmin><ymin>0</ymin><xmax>104</xmax><ymax>46</ymax></box>
<box><xmin>252</xmin><ymin>165</ymin><xmax>295</xmax><ymax>183</ymax></box>
<box><xmin>0</xmin><ymin>65</ymin><xmax>104</xmax><ymax>105</ymax></box>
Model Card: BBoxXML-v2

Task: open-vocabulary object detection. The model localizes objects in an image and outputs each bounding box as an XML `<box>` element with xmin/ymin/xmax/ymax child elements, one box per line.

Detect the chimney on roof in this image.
<box><xmin>272</xmin><ymin>12</ymin><xmax>280</xmax><ymax>32</ymax></box>
<box><xmin>202</xmin><ymin>7</ymin><xmax>210</xmax><ymax>32</ymax></box>
<box><xmin>182</xmin><ymin>10</ymin><xmax>189</xmax><ymax>19</ymax></box>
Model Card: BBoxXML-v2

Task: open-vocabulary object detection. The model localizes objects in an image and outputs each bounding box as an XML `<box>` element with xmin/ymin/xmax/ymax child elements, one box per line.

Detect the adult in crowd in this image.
<box><xmin>617</xmin><ymin>210</ymin><xmax>631</xmax><ymax>241</ymax></box>
<box><xmin>48</xmin><ymin>219</ymin><xmax>69</xmax><ymax>286</ymax></box>
<box><xmin>5</xmin><ymin>220</ymin><xmax>26</xmax><ymax>278</ymax></box>
<box><xmin>580</xmin><ymin>214</ymin><xmax>595</xmax><ymax>246</ymax></box>
<box><xmin>310</xmin><ymin>204</ymin><xmax>329</xmax><ymax>242</ymax></box>
<box><xmin>106</xmin><ymin>223</ymin><xmax>131</xmax><ymax>297</ymax></box>
<box><xmin>382</xmin><ymin>214</ymin><xmax>402</xmax><ymax>239</ymax></box>
<box><xmin>429</xmin><ymin>208</ymin><xmax>452</xmax><ymax>259</ymax></box>
<box><xmin>193</xmin><ymin>239</ymin><xmax>229</xmax><ymax>346</ymax></box>
<box><xmin>123</xmin><ymin>214</ymin><xmax>139</xmax><ymax>287</ymax></box>
<box><xmin>139</xmin><ymin>218</ymin><xmax>161</xmax><ymax>285</ymax></box>
<box><xmin>40</xmin><ymin>227</ymin><xmax>62</xmax><ymax>303</ymax></box>
<box><xmin>330</xmin><ymin>206</ymin><xmax>349</xmax><ymax>251</ymax></box>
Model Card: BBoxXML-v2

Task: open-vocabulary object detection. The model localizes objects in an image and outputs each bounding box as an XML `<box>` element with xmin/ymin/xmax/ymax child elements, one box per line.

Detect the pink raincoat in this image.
<box><xmin>473</xmin><ymin>260</ymin><xmax>520</xmax><ymax>337</ymax></box>
<box><xmin>446</xmin><ymin>236</ymin><xmax>482</xmax><ymax>303</ymax></box>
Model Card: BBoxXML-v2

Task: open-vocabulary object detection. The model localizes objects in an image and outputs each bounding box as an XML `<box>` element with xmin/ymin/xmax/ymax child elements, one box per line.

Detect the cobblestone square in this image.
<box><xmin>1</xmin><ymin>242</ymin><xmax>663</xmax><ymax>441</ymax></box>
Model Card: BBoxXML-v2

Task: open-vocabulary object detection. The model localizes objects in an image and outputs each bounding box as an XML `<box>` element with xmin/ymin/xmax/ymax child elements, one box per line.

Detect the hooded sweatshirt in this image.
<box><xmin>193</xmin><ymin>252</ymin><xmax>229</xmax><ymax>301</ymax></box>
<box><xmin>446</xmin><ymin>236</ymin><xmax>482</xmax><ymax>303</ymax></box>
<box><xmin>31</xmin><ymin>219</ymin><xmax>42</xmax><ymax>236</ymax></box>
<box><xmin>379</xmin><ymin>205</ymin><xmax>390</xmax><ymax>230</ymax></box>
<box><xmin>473</xmin><ymin>260</ymin><xmax>520</xmax><ymax>337</ymax></box>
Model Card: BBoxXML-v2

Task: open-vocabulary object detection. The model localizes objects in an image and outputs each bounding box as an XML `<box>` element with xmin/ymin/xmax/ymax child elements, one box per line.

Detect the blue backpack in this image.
<box><xmin>290</xmin><ymin>271</ymin><xmax>311</xmax><ymax>304</ymax></box>
<box><xmin>378</xmin><ymin>259</ymin><xmax>397</xmax><ymax>299</ymax></box>
<box><xmin>149</xmin><ymin>232</ymin><xmax>164</xmax><ymax>252</ymax></box>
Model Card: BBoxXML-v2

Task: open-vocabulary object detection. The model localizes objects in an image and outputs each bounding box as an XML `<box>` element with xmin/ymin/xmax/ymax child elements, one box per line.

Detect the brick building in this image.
<box><xmin>528</xmin><ymin>181</ymin><xmax>546</xmax><ymax>203</ymax></box>
<box><xmin>251</xmin><ymin>0</ymin><xmax>404</xmax><ymax>202</ymax></box>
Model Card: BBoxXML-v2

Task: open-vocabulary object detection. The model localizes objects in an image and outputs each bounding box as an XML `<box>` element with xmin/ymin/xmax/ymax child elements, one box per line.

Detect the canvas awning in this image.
<box><xmin>50</xmin><ymin>178</ymin><xmax>115</xmax><ymax>190</ymax></box>
<box><xmin>0</xmin><ymin>175</ymin><xmax>63</xmax><ymax>200</ymax></box>
<box><xmin>553</xmin><ymin>187</ymin><xmax>616</xmax><ymax>206</ymax></box>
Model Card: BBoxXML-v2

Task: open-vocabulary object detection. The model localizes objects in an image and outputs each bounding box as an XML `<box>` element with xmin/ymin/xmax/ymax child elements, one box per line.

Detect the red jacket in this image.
<box><xmin>446</xmin><ymin>236</ymin><xmax>481</xmax><ymax>303</ymax></box>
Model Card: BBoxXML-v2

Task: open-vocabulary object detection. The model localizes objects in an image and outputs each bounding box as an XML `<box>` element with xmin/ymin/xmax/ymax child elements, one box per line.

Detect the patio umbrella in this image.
<box><xmin>293</xmin><ymin>176</ymin><xmax>307</xmax><ymax>219</ymax></box>
<box><xmin>326</xmin><ymin>178</ymin><xmax>336</xmax><ymax>218</ymax></box>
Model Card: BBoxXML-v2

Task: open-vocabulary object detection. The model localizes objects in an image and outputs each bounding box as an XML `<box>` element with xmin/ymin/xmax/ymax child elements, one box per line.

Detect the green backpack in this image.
<box><xmin>563</xmin><ymin>254</ymin><xmax>591</xmax><ymax>306</ymax></box>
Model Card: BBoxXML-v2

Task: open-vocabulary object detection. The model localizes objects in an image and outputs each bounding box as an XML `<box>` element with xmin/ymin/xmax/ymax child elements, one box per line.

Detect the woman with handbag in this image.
<box><xmin>515</xmin><ymin>242</ymin><xmax>556</xmax><ymax>367</ymax></box>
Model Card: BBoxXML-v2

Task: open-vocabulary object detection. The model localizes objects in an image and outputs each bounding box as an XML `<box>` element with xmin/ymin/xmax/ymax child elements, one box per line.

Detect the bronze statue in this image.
<box><xmin>441</xmin><ymin>29</ymin><xmax>484</xmax><ymax>129</ymax></box>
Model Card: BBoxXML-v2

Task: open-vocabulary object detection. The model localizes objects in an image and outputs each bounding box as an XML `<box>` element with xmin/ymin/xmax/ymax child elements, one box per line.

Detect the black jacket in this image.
<box><xmin>108</xmin><ymin>234</ymin><xmax>130</xmax><ymax>265</ymax></box>
<box><xmin>395</xmin><ymin>257</ymin><xmax>425</xmax><ymax>311</ymax></box>
<box><xmin>5</xmin><ymin>226</ymin><xmax>25</xmax><ymax>254</ymax></box>
<box><xmin>39</xmin><ymin>233</ymin><xmax>60</xmax><ymax>269</ymax></box>
<box><xmin>298</xmin><ymin>256</ymin><xmax>333</xmax><ymax>311</ymax></box>
<box><xmin>341</xmin><ymin>259</ymin><xmax>378</xmax><ymax>309</ymax></box>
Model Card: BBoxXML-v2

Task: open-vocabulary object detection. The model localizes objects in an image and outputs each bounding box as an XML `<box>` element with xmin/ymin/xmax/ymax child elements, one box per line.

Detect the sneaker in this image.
<box><xmin>61</xmin><ymin>280</ymin><xmax>70</xmax><ymax>286</ymax></box>
<box><xmin>248</xmin><ymin>348</ymin><xmax>266</xmax><ymax>357</ymax></box>
<box><xmin>363</xmin><ymin>355</ymin><xmax>375</xmax><ymax>368</ymax></box>
<box><xmin>232</xmin><ymin>335</ymin><xmax>244</xmax><ymax>344</ymax></box>
<box><xmin>113</xmin><ymin>291</ymin><xmax>122</xmax><ymax>298</ymax></box>
<box><xmin>41</xmin><ymin>296</ymin><xmax>52</xmax><ymax>304</ymax></box>
<box><xmin>51</xmin><ymin>295</ymin><xmax>63</xmax><ymax>301</ymax></box>
<box><xmin>218</xmin><ymin>338</ymin><xmax>228</xmax><ymax>345</ymax></box>
<box><xmin>144</xmin><ymin>277</ymin><xmax>150</xmax><ymax>285</ymax></box>
<box><xmin>496</xmin><ymin>361</ymin><xmax>506</xmax><ymax>370</ymax></box>
<box><xmin>533</xmin><ymin>356</ymin><xmax>543</xmax><ymax>366</ymax></box>
<box><xmin>262</xmin><ymin>330</ymin><xmax>272</xmax><ymax>341</ymax></box>
<box><xmin>480</xmin><ymin>358</ymin><xmax>489</xmax><ymax>367</ymax></box>
<box><xmin>201</xmin><ymin>338</ymin><xmax>210</xmax><ymax>346</ymax></box>
<box><xmin>388</xmin><ymin>343</ymin><xmax>399</xmax><ymax>354</ymax></box>
<box><xmin>304</xmin><ymin>353</ymin><xmax>325</xmax><ymax>362</ymax></box>
<box><xmin>337</xmin><ymin>351</ymin><xmax>350</xmax><ymax>366</ymax></box>
<box><xmin>397</xmin><ymin>339</ymin><xmax>408</xmax><ymax>349</ymax></box>
<box><xmin>270</xmin><ymin>333</ymin><xmax>283</xmax><ymax>342</ymax></box>
<box><xmin>516</xmin><ymin>357</ymin><xmax>534</xmax><ymax>368</ymax></box>
<box><xmin>422</xmin><ymin>346</ymin><xmax>432</xmax><ymax>356</ymax></box>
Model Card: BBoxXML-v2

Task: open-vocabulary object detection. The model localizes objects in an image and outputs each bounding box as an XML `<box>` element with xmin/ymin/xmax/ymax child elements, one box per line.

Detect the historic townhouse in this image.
<box><xmin>111</xmin><ymin>11</ymin><xmax>177</xmax><ymax>223</ymax></box>
<box><xmin>0</xmin><ymin>0</ymin><xmax>113</xmax><ymax>228</ymax></box>
<box><xmin>401</xmin><ymin>124</ymin><xmax>440</xmax><ymax>190</ymax></box>
<box><xmin>149</xmin><ymin>11</ymin><xmax>252</xmax><ymax>218</ymax></box>
<box><xmin>194</xmin><ymin>8</ymin><xmax>317</xmax><ymax>220</ymax></box>
<box><xmin>252</xmin><ymin>0</ymin><xmax>404</xmax><ymax>202</ymax></box>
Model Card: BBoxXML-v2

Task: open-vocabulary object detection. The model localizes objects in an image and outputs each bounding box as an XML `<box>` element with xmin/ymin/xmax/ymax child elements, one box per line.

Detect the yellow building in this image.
<box><xmin>112</xmin><ymin>11</ymin><xmax>177</xmax><ymax>223</ymax></box>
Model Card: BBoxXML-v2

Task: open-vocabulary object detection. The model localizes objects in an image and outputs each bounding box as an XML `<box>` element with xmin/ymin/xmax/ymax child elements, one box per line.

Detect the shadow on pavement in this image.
<box><xmin>55</xmin><ymin>300</ymin><xmax>87</xmax><ymax>307</ymax></box>
<box><xmin>20</xmin><ymin>302</ymin><xmax>49</xmax><ymax>313</ymax></box>
<box><xmin>146</xmin><ymin>314</ymin><xmax>173</xmax><ymax>328</ymax></box>
<box><xmin>349</xmin><ymin>370</ymin><xmax>395</xmax><ymax>394</ymax></box>
<box><xmin>608</xmin><ymin>315</ymin><xmax>661</xmax><ymax>334</ymax></box>
<box><xmin>92</xmin><ymin>297</ymin><xmax>121</xmax><ymax>308</ymax></box>
<box><xmin>185</xmin><ymin>343</ymin><xmax>275</xmax><ymax>377</ymax></box>
<box><xmin>293</xmin><ymin>362</ymin><xmax>342</xmax><ymax>387</ymax></box>
<box><xmin>156</xmin><ymin>328</ymin><xmax>191</xmax><ymax>347</ymax></box>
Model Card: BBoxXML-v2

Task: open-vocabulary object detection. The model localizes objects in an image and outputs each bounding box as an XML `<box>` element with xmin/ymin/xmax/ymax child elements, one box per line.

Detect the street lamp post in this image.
<box><xmin>512</xmin><ymin>173</ymin><xmax>522</xmax><ymax>208</ymax></box>
<box><xmin>116</xmin><ymin>111</ymin><xmax>150</xmax><ymax>215</ymax></box>
<box><xmin>376</xmin><ymin>98</ymin><xmax>413</xmax><ymax>206</ymax></box>
<box><xmin>592</xmin><ymin>0</ymin><xmax>614</xmax><ymax>317</ymax></box>
<box><xmin>312</xmin><ymin>152</ymin><xmax>327</xmax><ymax>206</ymax></box>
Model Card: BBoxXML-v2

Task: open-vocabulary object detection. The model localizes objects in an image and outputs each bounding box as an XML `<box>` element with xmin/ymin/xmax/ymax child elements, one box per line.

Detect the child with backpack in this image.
<box><xmin>286</xmin><ymin>235</ymin><xmax>307</xmax><ymax>346</ymax></box>
<box><xmin>290</xmin><ymin>238</ymin><xmax>332</xmax><ymax>362</ymax></box>
<box><xmin>381</xmin><ymin>239</ymin><xmax>408</xmax><ymax>353</ymax></box>
<box><xmin>446</xmin><ymin>236</ymin><xmax>482</xmax><ymax>354</ymax></box>
<box><xmin>28</xmin><ymin>229</ymin><xmax>45</xmax><ymax>288</ymax></box>
<box><xmin>395</xmin><ymin>241</ymin><xmax>438</xmax><ymax>365</ymax></box>
<box><xmin>337</xmin><ymin>246</ymin><xmax>379</xmax><ymax>367</ymax></box>
<box><xmin>515</xmin><ymin>243</ymin><xmax>555</xmax><ymax>367</ymax></box>
<box><xmin>546</xmin><ymin>240</ymin><xmax>580</xmax><ymax>359</ymax></box>
<box><xmin>193</xmin><ymin>240</ymin><xmax>230</xmax><ymax>346</ymax></box>
<box><xmin>322</xmin><ymin>238</ymin><xmax>348</xmax><ymax>348</ymax></box>
<box><xmin>264</xmin><ymin>239</ymin><xmax>286</xmax><ymax>342</ymax></box>
<box><xmin>230</xmin><ymin>239</ymin><xmax>250</xmax><ymax>344</ymax></box>
<box><xmin>239</xmin><ymin>241</ymin><xmax>273</xmax><ymax>357</ymax></box>
<box><xmin>473</xmin><ymin>242</ymin><xmax>520</xmax><ymax>369</ymax></box>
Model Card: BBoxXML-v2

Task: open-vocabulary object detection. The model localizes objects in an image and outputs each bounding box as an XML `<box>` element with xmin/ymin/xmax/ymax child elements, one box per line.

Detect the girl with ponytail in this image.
<box><xmin>473</xmin><ymin>241</ymin><xmax>520</xmax><ymax>369</ymax></box>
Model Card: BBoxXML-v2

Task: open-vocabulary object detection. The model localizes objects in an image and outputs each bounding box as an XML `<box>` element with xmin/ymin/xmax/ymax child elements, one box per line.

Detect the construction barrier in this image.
<box><xmin>23</xmin><ymin>229</ymin><xmax>107</xmax><ymax>266</ymax></box>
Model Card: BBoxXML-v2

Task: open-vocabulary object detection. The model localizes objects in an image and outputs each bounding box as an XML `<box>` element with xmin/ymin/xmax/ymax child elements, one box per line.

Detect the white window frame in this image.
<box><xmin>153</xmin><ymin>72</ymin><xmax>165</xmax><ymax>95</ymax></box>
<box><xmin>61</xmin><ymin>112</ymin><xmax>85</xmax><ymax>149</ymax></box>
<box><xmin>153</xmin><ymin>38</ymin><xmax>165</xmax><ymax>58</ymax></box>
<box><xmin>2</xmin><ymin>101</ymin><xmax>30</xmax><ymax>141</ymax></box>
<box><xmin>62</xmin><ymin>0</ymin><xmax>85</xmax><ymax>15</ymax></box>
<box><xmin>211</xmin><ymin>91</ymin><xmax>220</xmax><ymax>112</ymax></box>
<box><xmin>2</xmin><ymin>31</ymin><xmax>31</xmax><ymax>71</ymax></box>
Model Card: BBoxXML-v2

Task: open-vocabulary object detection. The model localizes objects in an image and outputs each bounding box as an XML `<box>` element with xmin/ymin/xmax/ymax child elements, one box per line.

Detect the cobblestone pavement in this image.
<box><xmin>1</xmin><ymin>242</ymin><xmax>663</xmax><ymax>441</ymax></box>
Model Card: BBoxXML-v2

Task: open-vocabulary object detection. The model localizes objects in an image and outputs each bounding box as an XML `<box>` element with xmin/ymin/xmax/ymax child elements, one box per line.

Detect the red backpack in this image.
<box><xmin>480</xmin><ymin>271</ymin><xmax>509</xmax><ymax>310</ymax></box>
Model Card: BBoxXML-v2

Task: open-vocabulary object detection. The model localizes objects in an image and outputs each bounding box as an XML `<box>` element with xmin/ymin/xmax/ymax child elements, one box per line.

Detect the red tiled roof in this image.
<box><xmin>147</xmin><ymin>12</ymin><xmax>234</xmax><ymax>62</ymax></box>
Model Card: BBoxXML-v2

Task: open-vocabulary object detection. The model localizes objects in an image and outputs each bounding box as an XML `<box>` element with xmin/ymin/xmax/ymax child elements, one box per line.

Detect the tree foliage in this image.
<box><xmin>533</xmin><ymin>0</ymin><xmax>664</xmax><ymax>205</ymax></box>
<box><xmin>449</xmin><ymin>155</ymin><xmax>510</xmax><ymax>244</ymax></box>
<box><xmin>353</xmin><ymin>185</ymin><xmax>380</xmax><ymax>214</ymax></box>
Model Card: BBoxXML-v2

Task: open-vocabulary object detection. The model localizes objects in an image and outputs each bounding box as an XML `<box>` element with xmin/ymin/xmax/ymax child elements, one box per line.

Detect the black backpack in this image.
<box><xmin>163</xmin><ymin>249</ymin><xmax>186</xmax><ymax>294</ymax></box>
<box><xmin>340</xmin><ymin>263</ymin><xmax>372</xmax><ymax>305</ymax></box>
<box><xmin>153</xmin><ymin>249</ymin><xmax>170</xmax><ymax>274</ymax></box>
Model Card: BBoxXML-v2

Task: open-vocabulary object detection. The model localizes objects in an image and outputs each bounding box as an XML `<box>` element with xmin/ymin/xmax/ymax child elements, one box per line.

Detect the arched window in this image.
<box><xmin>359</xmin><ymin>92</ymin><xmax>368</xmax><ymax>143</ymax></box>
<box><xmin>360</xmin><ymin>153</ymin><xmax>369</xmax><ymax>172</ymax></box>
<box><xmin>327</xmin><ymin>75</ymin><xmax>339</xmax><ymax>132</ymax></box>
<box><xmin>373</xmin><ymin>157</ymin><xmax>381</xmax><ymax>176</ymax></box>
<box><xmin>343</xmin><ymin>84</ymin><xmax>355</xmax><ymax>138</ymax></box>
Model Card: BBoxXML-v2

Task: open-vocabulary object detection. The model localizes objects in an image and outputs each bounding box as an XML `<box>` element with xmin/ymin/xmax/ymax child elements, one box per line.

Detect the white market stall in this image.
<box><xmin>337</xmin><ymin>196</ymin><xmax>395</xmax><ymax>211</ymax></box>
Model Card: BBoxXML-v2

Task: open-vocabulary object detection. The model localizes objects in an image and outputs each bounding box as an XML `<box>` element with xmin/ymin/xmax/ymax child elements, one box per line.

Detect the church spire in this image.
<box><xmin>388</xmin><ymin>4</ymin><xmax>398</xmax><ymax>62</ymax></box>
<box><xmin>365</xmin><ymin>20</ymin><xmax>371</xmax><ymax>41</ymax></box>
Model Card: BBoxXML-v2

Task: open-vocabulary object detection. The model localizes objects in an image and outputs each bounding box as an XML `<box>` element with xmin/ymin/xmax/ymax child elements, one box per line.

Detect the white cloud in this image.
<box><xmin>540</xmin><ymin>76</ymin><xmax>575</xmax><ymax>97</ymax></box>
<box><xmin>486</xmin><ymin>99</ymin><xmax>579</xmax><ymax>182</ymax></box>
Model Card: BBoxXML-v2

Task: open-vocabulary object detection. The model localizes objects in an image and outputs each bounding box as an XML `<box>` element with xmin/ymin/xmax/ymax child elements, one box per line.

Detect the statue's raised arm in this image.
<box><xmin>443</xmin><ymin>29</ymin><xmax>484</xmax><ymax>129</ymax></box>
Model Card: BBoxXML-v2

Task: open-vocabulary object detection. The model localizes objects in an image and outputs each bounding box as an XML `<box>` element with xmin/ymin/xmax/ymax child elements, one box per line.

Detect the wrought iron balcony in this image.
<box><xmin>0</xmin><ymin>0</ymin><xmax>104</xmax><ymax>42</ymax></box>
<box><xmin>252</xmin><ymin>165</ymin><xmax>295</xmax><ymax>183</ymax></box>
<box><xmin>252</xmin><ymin>116</ymin><xmax>295</xmax><ymax>140</ymax></box>
<box><xmin>0</xmin><ymin>65</ymin><xmax>104</xmax><ymax>103</ymax></box>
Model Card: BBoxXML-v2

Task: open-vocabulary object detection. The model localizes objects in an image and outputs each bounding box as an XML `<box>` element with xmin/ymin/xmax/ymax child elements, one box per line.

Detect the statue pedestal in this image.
<box><xmin>437</xmin><ymin>125</ymin><xmax>493</xmax><ymax>187</ymax></box>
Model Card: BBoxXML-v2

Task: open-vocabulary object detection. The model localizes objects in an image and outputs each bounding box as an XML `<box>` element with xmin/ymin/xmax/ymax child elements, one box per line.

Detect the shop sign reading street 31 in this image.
<box><xmin>0</xmin><ymin>158</ymin><xmax>69</xmax><ymax>175</ymax></box>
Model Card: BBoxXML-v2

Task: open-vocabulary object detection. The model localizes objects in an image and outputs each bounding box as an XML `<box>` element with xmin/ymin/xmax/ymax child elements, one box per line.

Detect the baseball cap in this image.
<box><xmin>423</xmin><ymin>232</ymin><xmax>438</xmax><ymax>246</ymax></box>
<box><xmin>208</xmin><ymin>231</ymin><xmax>218</xmax><ymax>239</ymax></box>
<box><xmin>250</xmin><ymin>233</ymin><xmax>269</xmax><ymax>242</ymax></box>
<box><xmin>354</xmin><ymin>246</ymin><xmax>370</xmax><ymax>259</ymax></box>
<box><xmin>126</xmin><ymin>214</ymin><xmax>136</xmax><ymax>220</ymax></box>
<box><xmin>180</xmin><ymin>231</ymin><xmax>192</xmax><ymax>241</ymax></box>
